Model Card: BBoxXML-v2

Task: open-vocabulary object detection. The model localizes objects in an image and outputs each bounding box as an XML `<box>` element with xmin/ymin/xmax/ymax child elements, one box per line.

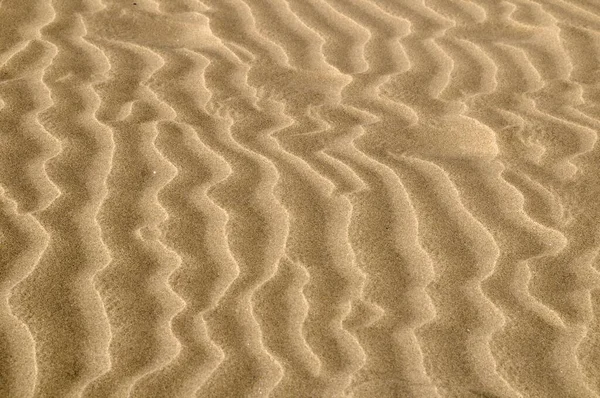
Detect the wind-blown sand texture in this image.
<box><xmin>1</xmin><ymin>0</ymin><xmax>600</xmax><ymax>397</ymax></box>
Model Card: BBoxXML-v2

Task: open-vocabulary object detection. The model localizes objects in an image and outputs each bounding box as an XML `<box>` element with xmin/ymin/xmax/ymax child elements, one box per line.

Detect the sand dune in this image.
<box><xmin>1</xmin><ymin>0</ymin><xmax>600</xmax><ymax>397</ymax></box>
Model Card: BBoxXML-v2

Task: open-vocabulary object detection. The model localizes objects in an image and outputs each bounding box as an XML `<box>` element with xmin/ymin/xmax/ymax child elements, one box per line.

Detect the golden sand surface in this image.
<box><xmin>1</xmin><ymin>0</ymin><xmax>600</xmax><ymax>397</ymax></box>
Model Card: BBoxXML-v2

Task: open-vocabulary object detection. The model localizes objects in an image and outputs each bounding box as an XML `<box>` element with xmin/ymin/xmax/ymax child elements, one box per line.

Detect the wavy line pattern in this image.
<box><xmin>2</xmin><ymin>0</ymin><xmax>600</xmax><ymax>397</ymax></box>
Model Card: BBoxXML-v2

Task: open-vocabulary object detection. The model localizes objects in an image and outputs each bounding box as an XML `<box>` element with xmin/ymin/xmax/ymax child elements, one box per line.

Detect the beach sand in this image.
<box><xmin>1</xmin><ymin>0</ymin><xmax>600</xmax><ymax>397</ymax></box>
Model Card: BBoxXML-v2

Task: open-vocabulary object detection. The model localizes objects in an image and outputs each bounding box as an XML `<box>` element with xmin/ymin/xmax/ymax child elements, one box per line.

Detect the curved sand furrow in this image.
<box><xmin>490</xmin><ymin>3</ymin><xmax>597</xmax><ymax>179</ymax></box>
<box><xmin>201</xmin><ymin>0</ymin><xmax>291</xmax><ymax>69</ymax></box>
<box><xmin>266</xmin><ymin>120</ymin><xmax>366</xmax><ymax>397</ymax></box>
<box><xmin>237</xmin><ymin>0</ymin><xmax>328</xmax><ymax>71</ymax></box>
<box><xmin>270</xmin><ymin>108</ymin><xmax>368</xmax><ymax>396</ymax></box>
<box><xmin>346</xmin><ymin>4</ymin><xmax>507</xmax><ymax>396</ymax></box>
<box><xmin>437</xmin><ymin>37</ymin><xmax>498</xmax><ymax>104</ymax></box>
<box><xmin>531</xmin><ymin>0</ymin><xmax>600</xmax><ymax>31</ymax></box>
<box><xmin>392</xmin><ymin>154</ymin><xmax>519</xmax><ymax>398</ymax></box>
<box><xmin>559</xmin><ymin>25</ymin><xmax>600</xmax><ymax>119</ymax></box>
<box><xmin>130</xmin><ymin>121</ymin><xmax>233</xmax><ymax>398</ymax></box>
<box><xmin>435</xmin><ymin>158</ymin><xmax>595</xmax><ymax>397</ymax></box>
<box><xmin>376</xmin><ymin>0</ymin><xmax>455</xmax><ymax>104</ymax></box>
<box><xmin>283</xmin><ymin>0</ymin><xmax>370</xmax><ymax>74</ymax></box>
<box><xmin>485</xmin><ymin>42</ymin><xmax>592</xmax><ymax>181</ymax></box>
<box><xmin>197</xmin><ymin>2</ymin><xmax>369</xmax><ymax>394</ymax></box>
<box><xmin>442</xmin><ymin>5</ymin><xmax>600</xmax><ymax>394</ymax></box>
<box><xmin>189</xmin><ymin>49</ymin><xmax>286</xmax><ymax>398</ymax></box>
<box><xmin>575</xmin><ymin>178</ymin><xmax>600</xmax><ymax>395</ymax></box>
<box><xmin>248</xmin><ymin>7</ymin><xmax>435</xmax><ymax>394</ymax></box>
<box><xmin>10</xmin><ymin>2</ymin><xmax>115</xmax><ymax>396</ymax></box>
<box><xmin>356</xmin><ymin>9</ymin><xmax>584</xmax><ymax>392</ymax></box>
<box><xmin>79</xmin><ymin>38</ymin><xmax>183</xmax><ymax>398</ymax></box>
<box><xmin>314</xmin><ymin>3</ymin><xmax>440</xmax><ymax>394</ymax></box>
<box><xmin>0</xmin><ymin>2</ymin><xmax>61</xmax><ymax>397</ymax></box>
<box><xmin>128</xmin><ymin>99</ymin><xmax>186</xmax><ymax>397</ymax></box>
<box><xmin>109</xmin><ymin>37</ymin><xmax>256</xmax><ymax>397</ymax></box>
<box><xmin>440</xmin><ymin>14</ymin><xmax>599</xmax><ymax>386</ymax></box>
<box><xmin>255</xmin><ymin>254</ymin><xmax>323</xmax><ymax>398</ymax></box>
<box><xmin>367</xmin><ymin>1</ymin><xmax>499</xmax><ymax>161</ymax></box>
<box><xmin>208</xmin><ymin>92</ymin><xmax>325</xmax><ymax>398</ymax></box>
<box><xmin>109</xmin><ymin>7</ymin><xmax>230</xmax><ymax>391</ymax></box>
<box><xmin>125</xmin><ymin>46</ymin><xmax>235</xmax><ymax>397</ymax></box>
<box><xmin>254</xmin><ymin>83</ymin><xmax>370</xmax><ymax>396</ymax></box>
<box><xmin>456</xmin><ymin>1</ymin><xmax>595</xmax><ymax>173</ymax></box>
<box><xmin>235</xmin><ymin>67</ymin><xmax>368</xmax><ymax>397</ymax></box>
<box><xmin>502</xmin><ymin>170</ymin><xmax>565</xmax><ymax>229</ymax></box>
<box><xmin>0</xmin><ymin>41</ymin><xmax>57</xmax><ymax>398</ymax></box>
<box><xmin>0</xmin><ymin>190</ymin><xmax>42</xmax><ymax>397</ymax></box>
<box><xmin>329</xmin><ymin>140</ymin><xmax>439</xmax><ymax>397</ymax></box>
<box><xmin>550</xmin><ymin>20</ymin><xmax>600</xmax><ymax>396</ymax></box>
<box><xmin>0</xmin><ymin>5</ymin><xmax>60</xmax><ymax>215</ymax></box>
<box><xmin>322</xmin><ymin>6</ymin><xmax>503</xmax><ymax>394</ymax></box>
<box><xmin>327</xmin><ymin>0</ymin><xmax>411</xmax><ymax>80</ymax></box>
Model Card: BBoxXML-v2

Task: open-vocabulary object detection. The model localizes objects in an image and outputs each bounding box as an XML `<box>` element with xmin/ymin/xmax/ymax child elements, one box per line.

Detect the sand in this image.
<box><xmin>1</xmin><ymin>0</ymin><xmax>599</xmax><ymax>397</ymax></box>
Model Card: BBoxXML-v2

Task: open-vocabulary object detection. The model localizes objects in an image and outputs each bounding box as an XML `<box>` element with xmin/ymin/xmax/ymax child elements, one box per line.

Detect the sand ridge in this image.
<box><xmin>1</xmin><ymin>0</ymin><xmax>600</xmax><ymax>397</ymax></box>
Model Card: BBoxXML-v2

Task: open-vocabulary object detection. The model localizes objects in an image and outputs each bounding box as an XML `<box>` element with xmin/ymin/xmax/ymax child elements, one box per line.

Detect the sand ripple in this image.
<box><xmin>2</xmin><ymin>0</ymin><xmax>600</xmax><ymax>397</ymax></box>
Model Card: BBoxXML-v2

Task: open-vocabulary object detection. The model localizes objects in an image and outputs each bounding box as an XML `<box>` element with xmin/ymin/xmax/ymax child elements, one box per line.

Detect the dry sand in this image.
<box><xmin>1</xmin><ymin>0</ymin><xmax>600</xmax><ymax>397</ymax></box>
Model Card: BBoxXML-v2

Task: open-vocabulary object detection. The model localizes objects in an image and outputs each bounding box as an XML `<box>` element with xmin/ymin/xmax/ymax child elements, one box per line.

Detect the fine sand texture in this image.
<box><xmin>1</xmin><ymin>0</ymin><xmax>600</xmax><ymax>397</ymax></box>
